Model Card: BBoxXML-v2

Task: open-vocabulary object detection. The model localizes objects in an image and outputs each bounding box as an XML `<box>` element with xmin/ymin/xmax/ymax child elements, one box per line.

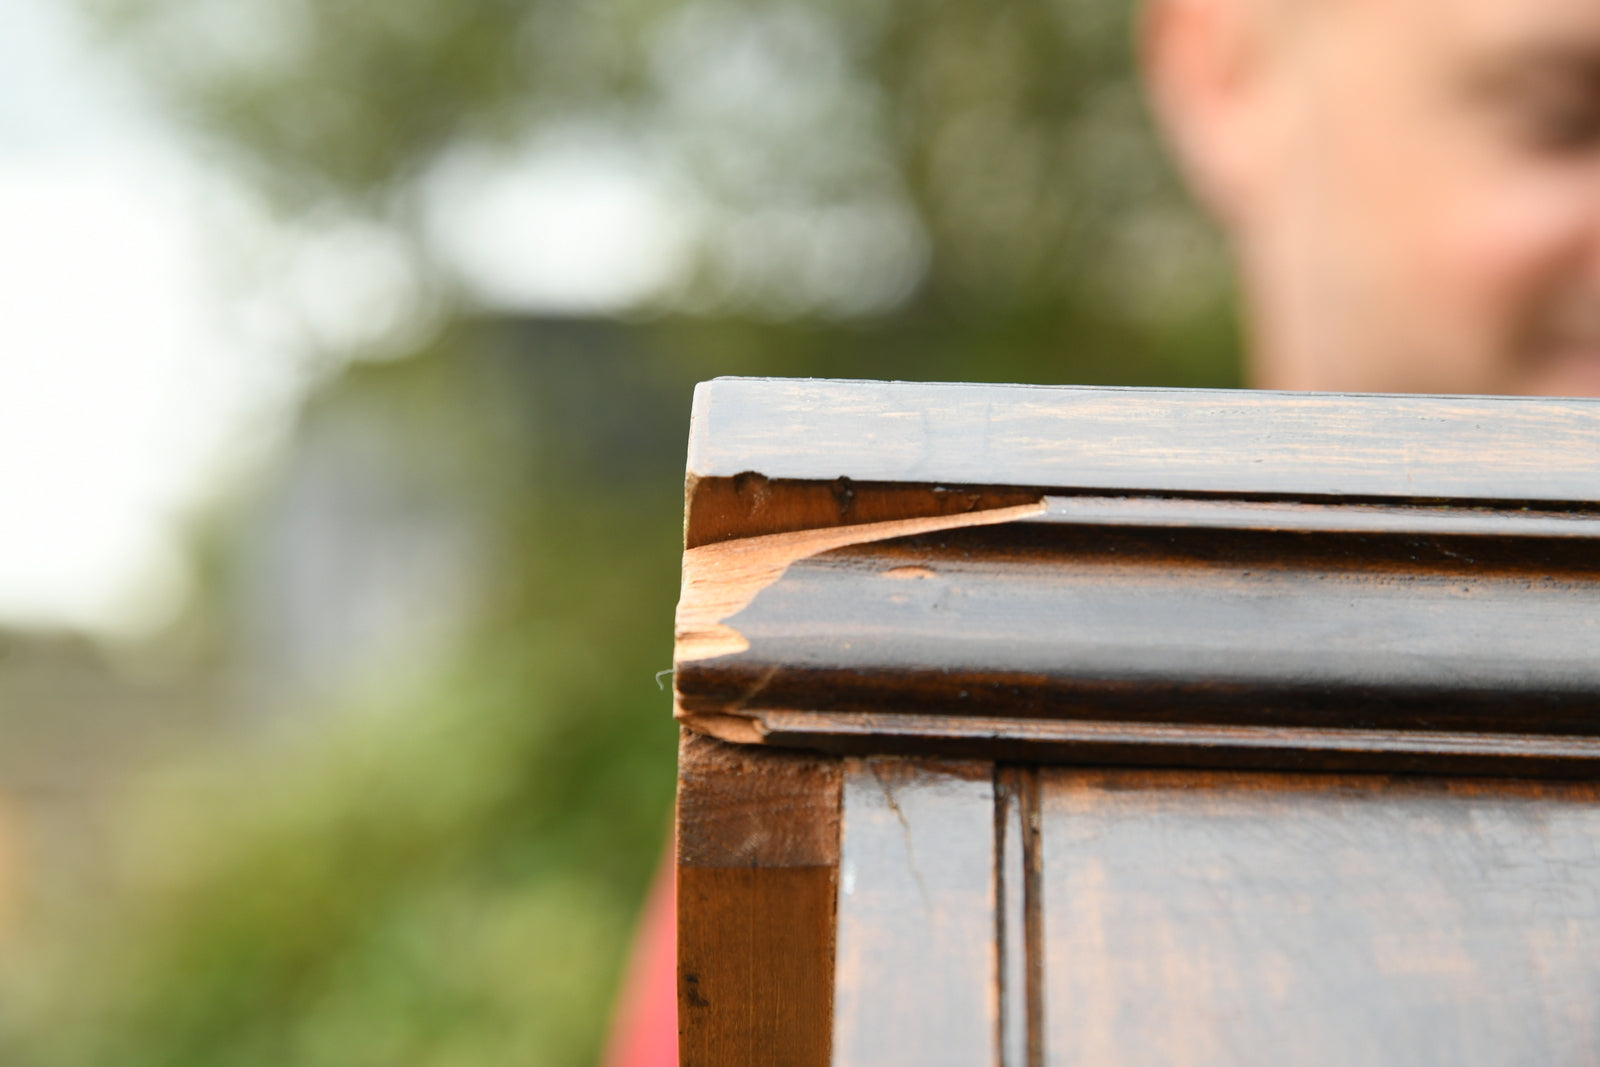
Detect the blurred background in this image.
<box><xmin>0</xmin><ymin>0</ymin><xmax>1236</xmax><ymax>1062</ymax></box>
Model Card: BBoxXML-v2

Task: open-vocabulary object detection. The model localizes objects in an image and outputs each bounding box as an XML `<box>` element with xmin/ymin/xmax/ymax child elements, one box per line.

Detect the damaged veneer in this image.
<box><xmin>672</xmin><ymin>379</ymin><xmax>1600</xmax><ymax>777</ymax></box>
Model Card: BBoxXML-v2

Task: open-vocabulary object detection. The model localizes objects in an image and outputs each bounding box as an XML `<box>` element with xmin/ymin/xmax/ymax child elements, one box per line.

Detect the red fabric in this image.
<box><xmin>602</xmin><ymin>847</ymin><xmax>678</xmax><ymax>1067</ymax></box>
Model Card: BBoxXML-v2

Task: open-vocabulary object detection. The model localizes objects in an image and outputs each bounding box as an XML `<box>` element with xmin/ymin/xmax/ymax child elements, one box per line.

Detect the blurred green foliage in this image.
<box><xmin>3</xmin><ymin>331</ymin><xmax>690</xmax><ymax>1067</ymax></box>
<box><xmin>86</xmin><ymin>0</ymin><xmax>1239</xmax><ymax>356</ymax></box>
<box><xmin>6</xmin><ymin>0</ymin><xmax>1240</xmax><ymax>1064</ymax></box>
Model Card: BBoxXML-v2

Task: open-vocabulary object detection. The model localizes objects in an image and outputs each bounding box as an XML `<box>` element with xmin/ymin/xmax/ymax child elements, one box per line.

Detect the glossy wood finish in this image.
<box><xmin>832</xmin><ymin>759</ymin><xmax>997</xmax><ymax>1066</ymax></box>
<box><xmin>688</xmin><ymin>378</ymin><xmax>1600</xmax><ymax>501</ymax></box>
<box><xmin>682</xmin><ymin>516</ymin><xmax>1600</xmax><ymax>715</ymax></box>
<box><xmin>673</xmin><ymin>379</ymin><xmax>1600</xmax><ymax>1065</ymax></box>
<box><xmin>677</xmin><ymin>498</ymin><xmax>1600</xmax><ymax>776</ymax></box>
<box><xmin>1037</xmin><ymin>769</ymin><xmax>1600</xmax><ymax>1066</ymax></box>
<box><xmin>822</xmin><ymin>763</ymin><xmax>1600</xmax><ymax>1066</ymax></box>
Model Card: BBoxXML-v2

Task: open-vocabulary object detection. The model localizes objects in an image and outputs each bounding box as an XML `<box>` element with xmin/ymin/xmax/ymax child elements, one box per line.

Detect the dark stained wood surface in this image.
<box><xmin>688</xmin><ymin>378</ymin><xmax>1600</xmax><ymax>503</ymax></box>
<box><xmin>677</xmin><ymin>491</ymin><xmax>1600</xmax><ymax>776</ymax></box>
<box><xmin>676</xmin><ymin>381</ymin><xmax>1600</xmax><ymax>778</ymax></box>
<box><xmin>673</xmin><ymin>379</ymin><xmax>1600</xmax><ymax>1065</ymax></box>
<box><xmin>676</xmin><ymin>732</ymin><xmax>840</xmax><ymax>1067</ymax></box>
<box><xmin>684</xmin><ymin>474</ymin><xmax>1043</xmax><ymax>548</ymax></box>
<box><xmin>817</xmin><ymin>760</ymin><xmax>1600</xmax><ymax>1066</ymax></box>
<box><xmin>750</xmin><ymin>710</ymin><xmax>1600</xmax><ymax>778</ymax></box>
<box><xmin>831</xmin><ymin>758</ymin><xmax>998</xmax><ymax>1067</ymax></box>
<box><xmin>1038</xmin><ymin>768</ymin><xmax>1600</xmax><ymax>1066</ymax></box>
<box><xmin>682</xmin><ymin>522</ymin><xmax>1600</xmax><ymax>718</ymax></box>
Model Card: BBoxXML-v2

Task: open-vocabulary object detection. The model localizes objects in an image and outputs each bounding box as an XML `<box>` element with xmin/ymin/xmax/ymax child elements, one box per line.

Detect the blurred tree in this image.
<box><xmin>1</xmin><ymin>326</ymin><xmax>692</xmax><ymax>1067</ymax></box>
<box><xmin>3</xmin><ymin>1</ymin><xmax>1242</xmax><ymax>1065</ymax></box>
<box><xmin>83</xmin><ymin>0</ymin><xmax>1238</xmax><ymax>380</ymax></box>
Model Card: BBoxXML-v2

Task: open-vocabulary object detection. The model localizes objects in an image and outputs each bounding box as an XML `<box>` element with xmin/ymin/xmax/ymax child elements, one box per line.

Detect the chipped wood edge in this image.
<box><xmin>673</xmin><ymin>500</ymin><xmax>1047</xmax><ymax>741</ymax></box>
<box><xmin>674</xmin><ymin>499</ymin><xmax>1047</xmax><ymax>663</ymax></box>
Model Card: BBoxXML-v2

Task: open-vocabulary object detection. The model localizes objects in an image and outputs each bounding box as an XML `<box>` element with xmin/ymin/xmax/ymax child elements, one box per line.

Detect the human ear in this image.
<box><xmin>1139</xmin><ymin>0</ymin><xmax>1271</xmax><ymax>225</ymax></box>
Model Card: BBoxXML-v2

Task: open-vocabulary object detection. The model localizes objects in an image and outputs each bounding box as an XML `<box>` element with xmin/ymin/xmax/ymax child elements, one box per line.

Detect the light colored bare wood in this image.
<box><xmin>676</xmin><ymin>732</ymin><xmax>841</xmax><ymax>1067</ymax></box>
<box><xmin>674</xmin><ymin>501</ymin><xmax>1044</xmax><ymax>664</ymax></box>
<box><xmin>683</xmin><ymin>475</ymin><xmax>1045</xmax><ymax>548</ymax></box>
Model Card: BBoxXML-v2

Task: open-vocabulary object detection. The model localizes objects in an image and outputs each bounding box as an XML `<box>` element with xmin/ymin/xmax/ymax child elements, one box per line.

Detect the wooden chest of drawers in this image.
<box><xmin>673</xmin><ymin>378</ymin><xmax>1600</xmax><ymax>1066</ymax></box>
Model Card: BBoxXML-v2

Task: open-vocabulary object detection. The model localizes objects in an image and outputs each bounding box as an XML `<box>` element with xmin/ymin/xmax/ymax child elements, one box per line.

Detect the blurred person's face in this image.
<box><xmin>1144</xmin><ymin>0</ymin><xmax>1600</xmax><ymax>395</ymax></box>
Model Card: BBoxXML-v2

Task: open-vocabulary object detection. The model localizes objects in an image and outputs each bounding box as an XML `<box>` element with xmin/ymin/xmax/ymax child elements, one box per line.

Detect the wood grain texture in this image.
<box><xmin>1038</xmin><ymin>768</ymin><xmax>1600</xmax><ymax>1067</ymax></box>
<box><xmin>832</xmin><ymin>758</ymin><xmax>998</xmax><ymax>1067</ymax></box>
<box><xmin>672</xmin><ymin>380</ymin><xmax>1600</xmax><ymax>1065</ymax></box>
<box><xmin>675</xmin><ymin>505</ymin><xmax>1600</xmax><ymax>773</ymax></box>
<box><xmin>745</xmin><ymin>710</ymin><xmax>1600</xmax><ymax>778</ymax></box>
<box><xmin>676</xmin><ymin>729</ymin><xmax>841</xmax><ymax>868</ymax></box>
<box><xmin>681</xmin><ymin>522</ymin><xmax>1600</xmax><ymax>719</ymax></box>
<box><xmin>678</xmin><ymin>867</ymin><xmax>836</xmax><ymax>1067</ymax></box>
<box><xmin>675</xmin><ymin>381</ymin><xmax>1600</xmax><ymax>776</ymax></box>
<box><xmin>688</xmin><ymin>378</ymin><xmax>1600</xmax><ymax>502</ymax></box>
<box><xmin>675</xmin><ymin>501</ymin><xmax>1045</xmax><ymax>664</ymax></box>
<box><xmin>676</xmin><ymin>731</ymin><xmax>841</xmax><ymax>1067</ymax></box>
<box><xmin>684</xmin><ymin>474</ymin><xmax>1042</xmax><ymax>548</ymax></box>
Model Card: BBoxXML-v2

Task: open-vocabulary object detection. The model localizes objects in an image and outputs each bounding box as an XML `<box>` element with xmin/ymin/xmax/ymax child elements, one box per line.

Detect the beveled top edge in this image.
<box><xmin>687</xmin><ymin>377</ymin><xmax>1600</xmax><ymax>503</ymax></box>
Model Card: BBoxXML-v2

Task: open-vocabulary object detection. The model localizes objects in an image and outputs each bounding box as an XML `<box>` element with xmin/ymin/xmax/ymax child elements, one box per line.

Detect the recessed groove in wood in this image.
<box><xmin>1033</xmin><ymin>495</ymin><xmax>1600</xmax><ymax>537</ymax></box>
<box><xmin>995</xmin><ymin>768</ymin><xmax>1028</xmax><ymax>1067</ymax></box>
<box><xmin>1019</xmin><ymin>768</ymin><xmax>1044</xmax><ymax>1067</ymax></box>
<box><xmin>728</xmin><ymin>711</ymin><xmax>1600</xmax><ymax>778</ymax></box>
<box><xmin>675</xmin><ymin>379</ymin><xmax>1600</xmax><ymax>776</ymax></box>
<box><xmin>675</xmin><ymin>517</ymin><xmax>1600</xmax><ymax>774</ymax></box>
<box><xmin>684</xmin><ymin>474</ymin><xmax>1045</xmax><ymax>548</ymax></box>
<box><xmin>673</xmin><ymin>380</ymin><xmax>1600</xmax><ymax>1065</ymax></box>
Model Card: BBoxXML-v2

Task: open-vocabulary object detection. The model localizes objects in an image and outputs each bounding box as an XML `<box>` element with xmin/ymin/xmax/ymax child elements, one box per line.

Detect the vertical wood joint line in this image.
<box><xmin>1021</xmin><ymin>766</ymin><xmax>1044</xmax><ymax>1067</ymax></box>
<box><xmin>994</xmin><ymin>767</ymin><xmax>1013</xmax><ymax>1067</ymax></box>
<box><xmin>995</xmin><ymin>765</ymin><xmax>1044</xmax><ymax>1067</ymax></box>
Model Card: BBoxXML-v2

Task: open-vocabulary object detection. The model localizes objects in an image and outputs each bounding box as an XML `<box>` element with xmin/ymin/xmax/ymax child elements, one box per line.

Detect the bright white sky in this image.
<box><xmin>0</xmin><ymin>0</ymin><xmax>249</xmax><ymax>635</ymax></box>
<box><xmin>0</xmin><ymin>0</ymin><xmax>685</xmax><ymax>637</ymax></box>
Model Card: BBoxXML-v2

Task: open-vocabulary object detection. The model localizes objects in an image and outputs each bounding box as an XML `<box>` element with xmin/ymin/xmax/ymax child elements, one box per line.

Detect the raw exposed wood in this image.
<box><xmin>676</xmin><ymin>729</ymin><xmax>840</xmax><ymax>869</ymax></box>
<box><xmin>675</xmin><ymin>731</ymin><xmax>841</xmax><ymax>1067</ymax></box>
<box><xmin>672</xmin><ymin>379</ymin><xmax>1600</xmax><ymax>1064</ymax></box>
<box><xmin>675</xmin><ymin>502</ymin><xmax>1600</xmax><ymax>775</ymax></box>
<box><xmin>678</xmin><ymin>867</ymin><xmax>835</xmax><ymax>1067</ymax></box>
<box><xmin>674</xmin><ymin>500</ymin><xmax>1045</xmax><ymax>664</ymax></box>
